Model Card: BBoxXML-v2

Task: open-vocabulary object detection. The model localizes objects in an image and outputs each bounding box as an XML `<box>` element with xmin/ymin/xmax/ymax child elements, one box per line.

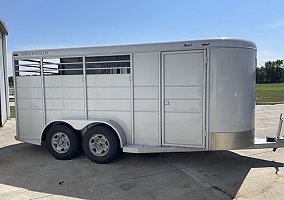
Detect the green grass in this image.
<box><xmin>10</xmin><ymin>106</ymin><xmax>15</xmax><ymax>118</ymax></box>
<box><xmin>256</xmin><ymin>83</ymin><xmax>284</xmax><ymax>103</ymax></box>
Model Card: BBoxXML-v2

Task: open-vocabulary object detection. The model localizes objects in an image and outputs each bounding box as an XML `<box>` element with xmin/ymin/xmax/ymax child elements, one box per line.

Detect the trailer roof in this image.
<box><xmin>13</xmin><ymin>38</ymin><xmax>256</xmax><ymax>58</ymax></box>
<box><xmin>0</xmin><ymin>19</ymin><xmax>8</xmax><ymax>35</ymax></box>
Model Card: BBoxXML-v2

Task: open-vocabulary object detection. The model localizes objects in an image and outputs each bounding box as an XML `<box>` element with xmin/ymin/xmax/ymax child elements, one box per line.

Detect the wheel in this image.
<box><xmin>46</xmin><ymin>124</ymin><xmax>80</xmax><ymax>160</ymax></box>
<box><xmin>82</xmin><ymin>126</ymin><xmax>120</xmax><ymax>164</ymax></box>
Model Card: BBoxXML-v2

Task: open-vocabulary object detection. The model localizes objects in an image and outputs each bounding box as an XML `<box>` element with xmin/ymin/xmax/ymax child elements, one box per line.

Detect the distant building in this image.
<box><xmin>0</xmin><ymin>19</ymin><xmax>9</xmax><ymax>126</ymax></box>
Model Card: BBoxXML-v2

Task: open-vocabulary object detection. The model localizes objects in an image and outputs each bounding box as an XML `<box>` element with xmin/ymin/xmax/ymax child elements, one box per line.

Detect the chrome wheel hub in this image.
<box><xmin>51</xmin><ymin>132</ymin><xmax>70</xmax><ymax>154</ymax></box>
<box><xmin>89</xmin><ymin>134</ymin><xmax>110</xmax><ymax>156</ymax></box>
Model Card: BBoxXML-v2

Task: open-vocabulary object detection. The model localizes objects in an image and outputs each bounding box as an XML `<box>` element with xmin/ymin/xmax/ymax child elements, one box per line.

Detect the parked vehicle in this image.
<box><xmin>13</xmin><ymin>38</ymin><xmax>284</xmax><ymax>163</ymax></box>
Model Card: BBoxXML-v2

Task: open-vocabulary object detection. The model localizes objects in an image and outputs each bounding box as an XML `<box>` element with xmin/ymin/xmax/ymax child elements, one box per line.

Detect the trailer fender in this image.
<box><xmin>42</xmin><ymin>119</ymin><xmax>127</xmax><ymax>148</ymax></box>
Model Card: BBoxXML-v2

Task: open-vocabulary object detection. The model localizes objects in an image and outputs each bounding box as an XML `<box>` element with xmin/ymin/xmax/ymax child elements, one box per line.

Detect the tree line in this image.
<box><xmin>256</xmin><ymin>60</ymin><xmax>284</xmax><ymax>83</ymax></box>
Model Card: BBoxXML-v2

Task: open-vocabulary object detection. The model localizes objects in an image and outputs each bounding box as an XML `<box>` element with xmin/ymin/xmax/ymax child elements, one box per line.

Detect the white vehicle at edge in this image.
<box><xmin>13</xmin><ymin>38</ymin><xmax>284</xmax><ymax>163</ymax></box>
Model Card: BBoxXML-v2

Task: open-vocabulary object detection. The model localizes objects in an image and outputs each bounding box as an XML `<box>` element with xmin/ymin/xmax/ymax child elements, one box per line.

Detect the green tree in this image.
<box><xmin>257</xmin><ymin>60</ymin><xmax>283</xmax><ymax>83</ymax></box>
<box><xmin>256</xmin><ymin>66</ymin><xmax>268</xmax><ymax>83</ymax></box>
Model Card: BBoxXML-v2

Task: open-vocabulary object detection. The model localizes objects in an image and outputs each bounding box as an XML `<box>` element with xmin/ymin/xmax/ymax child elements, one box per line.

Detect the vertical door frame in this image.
<box><xmin>160</xmin><ymin>50</ymin><xmax>207</xmax><ymax>148</ymax></box>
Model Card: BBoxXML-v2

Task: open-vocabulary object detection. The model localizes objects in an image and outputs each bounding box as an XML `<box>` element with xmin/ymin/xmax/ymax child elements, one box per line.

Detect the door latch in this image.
<box><xmin>164</xmin><ymin>101</ymin><xmax>170</xmax><ymax>105</ymax></box>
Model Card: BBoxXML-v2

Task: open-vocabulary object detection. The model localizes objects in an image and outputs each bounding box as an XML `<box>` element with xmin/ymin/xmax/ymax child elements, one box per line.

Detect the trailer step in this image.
<box><xmin>251</xmin><ymin>137</ymin><xmax>284</xmax><ymax>149</ymax></box>
<box><xmin>252</xmin><ymin>113</ymin><xmax>284</xmax><ymax>151</ymax></box>
<box><xmin>266</xmin><ymin>136</ymin><xmax>276</xmax><ymax>142</ymax></box>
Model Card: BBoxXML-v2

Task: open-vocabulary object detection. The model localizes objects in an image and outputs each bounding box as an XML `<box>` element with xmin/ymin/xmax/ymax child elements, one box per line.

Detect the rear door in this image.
<box><xmin>162</xmin><ymin>50</ymin><xmax>206</xmax><ymax>147</ymax></box>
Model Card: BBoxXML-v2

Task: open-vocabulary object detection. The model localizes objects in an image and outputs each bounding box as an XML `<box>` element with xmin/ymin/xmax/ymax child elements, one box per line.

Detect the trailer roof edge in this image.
<box><xmin>12</xmin><ymin>38</ymin><xmax>257</xmax><ymax>57</ymax></box>
<box><xmin>0</xmin><ymin>18</ymin><xmax>8</xmax><ymax>35</ymax></box>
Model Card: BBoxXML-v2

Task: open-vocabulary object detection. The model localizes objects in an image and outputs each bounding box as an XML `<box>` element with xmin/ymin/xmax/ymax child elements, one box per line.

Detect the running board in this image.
<box><xmin>123</xmin><ymin>145</ymin><xmax>206</xmax><ymax>153</ymax></box>
<box><xmin>123</xmin><ymin>113</ymin><xmax>284</xmax><ymax>153</ymax></box>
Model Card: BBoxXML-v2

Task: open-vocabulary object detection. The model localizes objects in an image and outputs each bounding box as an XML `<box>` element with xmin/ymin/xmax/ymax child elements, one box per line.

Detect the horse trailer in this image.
<box><xmin>13</xmin><ymin>38</ymin><xmax>284</xmax><ymax>163</ymax></box>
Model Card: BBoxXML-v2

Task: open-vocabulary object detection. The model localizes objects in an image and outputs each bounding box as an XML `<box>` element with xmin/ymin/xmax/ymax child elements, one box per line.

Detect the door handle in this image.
<box><xmin>164</xmin><ymin>101</ymin><xmax>170</xmax><ymax>105</ymax></box>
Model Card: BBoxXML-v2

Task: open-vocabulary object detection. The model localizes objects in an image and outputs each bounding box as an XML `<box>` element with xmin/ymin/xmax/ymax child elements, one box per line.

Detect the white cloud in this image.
<box><xmin>257</xmin><ymin>19</ymin><xmax>284</xmax><ymax>30</ymax></box>
<box><xmin>266</xmin><ymin>20</ymin><xmax>284</xmax><ymax>29</ymax></box>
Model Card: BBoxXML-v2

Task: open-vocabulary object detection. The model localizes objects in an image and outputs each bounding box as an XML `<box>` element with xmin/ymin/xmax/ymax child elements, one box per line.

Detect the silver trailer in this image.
<box><xmin>0</xmin><ymin>19</ymin><xmax>9</xmax><ymax>127</ymax></box>
<box><xmin>13</xmin><ymin>39</ymin><xmax>284</xmax><ymax>163</ymax></box>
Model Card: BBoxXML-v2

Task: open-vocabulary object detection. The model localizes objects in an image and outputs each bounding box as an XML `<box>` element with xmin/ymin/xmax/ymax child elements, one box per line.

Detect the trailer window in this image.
<box><xmin>43</xmin><ymin>57</ymin><xmax>83</xmax><ymax>75</ymax></box>
<box><xmin>14</xmin><ymin>59</ymin><xmax>41</xmax><ymax>76</ymax></box>
<box><xmin>14</xmin><ymin>57</ymin><xmax>84</xmax><ymax>76</ymax></box>
<box><xmin>86</xmin><ymin>55</ymin><xmax>130</xmax><ymax>74</ymax></box>
<box><xmin>14</xmin><ymin>55</ymin><xmax>130</xmax><ymax>76</ymax></box>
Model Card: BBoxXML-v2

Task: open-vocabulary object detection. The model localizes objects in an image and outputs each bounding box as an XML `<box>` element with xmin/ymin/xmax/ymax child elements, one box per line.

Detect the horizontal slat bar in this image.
<box><xmin>86</xmin><ymin>67</ymin><xmax>130</xmax><ymax>70</ymax></box>
<box><xmin>15</xmin><ymin>70</ymin><xmax>40</xmax><ymax>73</ymax></box>
<box><xmin>86</xmin><ymin>60</ymin><xmax>130</xmax><ymax>64</ymax></box>
<box><xmin>44</xmin><ymin>62</ymin><xmax>83</xmax><ymax>65</ymax></box>
<box><xmin>15</xmin><ymin>64</ymin><xmax>40</xmax><ymax>67</ymax></box>
<box><xmin>55</xmin><ymin>68</ymin><xmax>83</xmax><ymax>71</ymax></box>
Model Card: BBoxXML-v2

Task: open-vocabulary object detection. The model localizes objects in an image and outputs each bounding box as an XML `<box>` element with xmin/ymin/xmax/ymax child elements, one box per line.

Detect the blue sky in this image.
<box><xmin>1</xmin><ymin>0</ymin><xmax>284</xmax><ymax>75</ymax></box>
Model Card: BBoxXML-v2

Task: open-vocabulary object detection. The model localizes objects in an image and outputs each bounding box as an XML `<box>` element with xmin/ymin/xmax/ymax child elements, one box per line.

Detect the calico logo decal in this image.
<box><xmin>19</xmin><ymin>51</ymin><xmax>48</xmax><ymax>56</ymax></box>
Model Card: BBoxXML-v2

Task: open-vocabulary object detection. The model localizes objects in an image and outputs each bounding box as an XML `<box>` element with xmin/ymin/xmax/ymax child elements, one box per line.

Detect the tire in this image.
<box><xmin>82</xmin><ymin>126</ymin><xmax>120</xmax><ymax>164</ymax></box>
<box><xmin>46</xmin><ymin>124</ymin><xmax>80</xmax><ymax>160</ymax></box>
